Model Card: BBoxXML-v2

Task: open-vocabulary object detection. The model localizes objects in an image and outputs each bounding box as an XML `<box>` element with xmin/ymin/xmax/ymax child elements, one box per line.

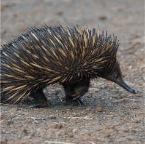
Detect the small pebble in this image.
<box><xmin>99</xmin><ymin>15</ymin><xmax>107</xmax><ymax>20</ymax></box>
<box><xmin>22</xmin><ymin>129</ymin><xmax>28</xmax><ymax>135</ymax></box>
<box><xmin>53</xmin><ymin>123</ymin><xmax>63</xmax><ymax>129</ymax></box>
<box><xmin>49</xmin><ymin>115</ymin><xmax>56</xmax><ymax>119</ymax></box>
<box><xmin>126</xmin><ymin>136</ymin><xmax>135</xmax><ymax>141</ymax></box>
<box><xmin>130</xmin><ymin>129</ymin><xmax>137</xmax><ymax>133</ymax></box>
<box><xmin>121</xmin><ymin>128</ymin><xmax>129</xmax><ymax>133</ymax></box>
<box><xmin>96</xmin><ymin>107</ymin><xmax>103</xmax><ymax>112</ymax></box>
<box><xmin>135</xmin><ymin>93</ymin><xmax>142</xmax><ymax>97</ymax></box>
<box><xmin>133</xmin><ymin>119</ymin><xmax>140</xmax><ymax>123</ymax></box>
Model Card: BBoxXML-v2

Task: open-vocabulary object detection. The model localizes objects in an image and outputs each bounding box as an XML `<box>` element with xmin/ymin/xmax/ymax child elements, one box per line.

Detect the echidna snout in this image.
<box><xmin>103</xmin><ymin>61</ymin><xmax>136</xmax><ymax>94</ymax></box>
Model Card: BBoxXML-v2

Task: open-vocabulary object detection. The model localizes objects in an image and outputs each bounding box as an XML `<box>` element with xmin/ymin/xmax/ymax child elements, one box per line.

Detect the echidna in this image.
<box><xmin>1</xmin><ymin>25</ymin><xmax>136</xmax><ymax>107</ymax></box>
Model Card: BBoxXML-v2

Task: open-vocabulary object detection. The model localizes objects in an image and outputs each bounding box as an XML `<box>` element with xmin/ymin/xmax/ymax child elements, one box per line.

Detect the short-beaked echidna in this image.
<box><xmin>1</xmin><ymin>25</ymin><xmax>136</xmax><ymax>107</ymax></box>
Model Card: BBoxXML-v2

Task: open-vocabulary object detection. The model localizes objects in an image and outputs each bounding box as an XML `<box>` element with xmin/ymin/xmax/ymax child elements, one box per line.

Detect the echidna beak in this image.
<box><xmin>105</xmin><ymin>61</ymin><xmax>137</xmax><ymax>94</ymax></box>
<box><xmin>118</xmin><ymin>80</ymin><xmax>136</xmax><ymax>94</ymax></box>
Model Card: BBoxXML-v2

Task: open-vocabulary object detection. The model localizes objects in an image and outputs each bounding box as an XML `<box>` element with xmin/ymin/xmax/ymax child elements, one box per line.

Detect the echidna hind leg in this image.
<box><xmin>28</xmin><ymin>89</ymin><xmax>48</xmax><ymax>108</ymax></box>
<box><xmin>62</xmin><ymin>78</ymin><xmax>90</xmax><ymax>106</ymax></box>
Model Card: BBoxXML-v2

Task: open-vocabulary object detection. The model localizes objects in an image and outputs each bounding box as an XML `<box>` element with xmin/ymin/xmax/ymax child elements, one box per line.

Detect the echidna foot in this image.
<box><xmin>27</xmin><ymin>96</ymin><xmax>49</xmax><ymax>108</ymax></box>
<box><xmin>65</xmin><ymin>97</ymin><xmax>85</xmax><ymax>106</ymax></box>
<box><xmin>27</xmin><ymin>88</ymin><xmax>49</xmax><ymax>108</ymax></box>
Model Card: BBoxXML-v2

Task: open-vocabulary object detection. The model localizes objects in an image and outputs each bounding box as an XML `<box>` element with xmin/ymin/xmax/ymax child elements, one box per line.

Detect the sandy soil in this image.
<box><xmin>1</xmin><ymin>0</ymin><xmax>145</xmax><ymax>143</ymax></box>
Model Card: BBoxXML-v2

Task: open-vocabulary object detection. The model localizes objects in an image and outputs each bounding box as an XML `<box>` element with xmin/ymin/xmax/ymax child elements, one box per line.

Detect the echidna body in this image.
<box><xmin>1</xmin><ymin>25</ymin><xmax>136</xmax><ymax>107</ymax></box>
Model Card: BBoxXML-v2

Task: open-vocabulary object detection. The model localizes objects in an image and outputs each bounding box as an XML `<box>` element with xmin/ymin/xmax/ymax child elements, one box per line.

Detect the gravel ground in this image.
<box><xmin>1</xmin><ymin>0</ymin><xmax>145</xmax><ymax>144</ymax></box>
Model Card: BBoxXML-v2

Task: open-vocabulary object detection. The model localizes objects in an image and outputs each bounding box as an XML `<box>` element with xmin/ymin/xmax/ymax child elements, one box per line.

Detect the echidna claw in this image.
<box><xmin>74</xmin><ymin>98</ymin><xmax>85</xmax><ymax>106</ymax></box>
<box><xmin>65</xmin><ymin>98</ymin><xmax>85</xmax><ymax>106</ymax></box>
<box><xmin>30</xmin><ymin>103</ymin><xmax>49</xmax><ymax>108</ymax></box>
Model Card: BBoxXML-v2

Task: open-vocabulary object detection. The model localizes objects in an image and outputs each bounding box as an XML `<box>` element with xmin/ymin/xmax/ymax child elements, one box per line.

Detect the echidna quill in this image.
<box><xmin>1</xmin><ymin>25</ymin><xmax>136</xmax><ymax>107</ymax></box>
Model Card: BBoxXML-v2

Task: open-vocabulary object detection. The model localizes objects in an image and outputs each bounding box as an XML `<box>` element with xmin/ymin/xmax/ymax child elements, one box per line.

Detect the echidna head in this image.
<box><xmin>103</xmin><ymin>61</ymin><xmax>136</xmax><ymax>94</ymax></box>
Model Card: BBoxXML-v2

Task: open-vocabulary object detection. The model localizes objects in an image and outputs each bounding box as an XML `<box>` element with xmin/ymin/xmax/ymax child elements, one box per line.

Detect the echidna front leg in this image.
<box><xmin>28</xmin><ymin>88</ymin><xmax>48</xmax><ymax>108</ymax></box>
<box><xmin>62</xmin><ymin>78</ymin><xmax>90</xmax><ymax>106</ymax></box>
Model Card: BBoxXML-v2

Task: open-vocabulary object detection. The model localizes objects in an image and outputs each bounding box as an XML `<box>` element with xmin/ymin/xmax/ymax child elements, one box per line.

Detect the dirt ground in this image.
<box><xmin>1</xmin><ymin>0</ymin><xmax>145</xmax><ymax>143</ymax></box>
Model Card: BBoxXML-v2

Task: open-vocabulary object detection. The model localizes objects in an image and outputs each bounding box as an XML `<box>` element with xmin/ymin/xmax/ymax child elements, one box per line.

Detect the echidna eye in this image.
<box><xmin>114</xmin><ymin>73</ymin><xmax>118</xmax><ymax>78</ymax></box>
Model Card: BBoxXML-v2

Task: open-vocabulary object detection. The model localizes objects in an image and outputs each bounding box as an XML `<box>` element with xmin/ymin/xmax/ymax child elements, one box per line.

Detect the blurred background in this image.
<box><xmin>1</xmin><ymin>0</ymin><xmax>144</xmax><ymax>42</ymax></box>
